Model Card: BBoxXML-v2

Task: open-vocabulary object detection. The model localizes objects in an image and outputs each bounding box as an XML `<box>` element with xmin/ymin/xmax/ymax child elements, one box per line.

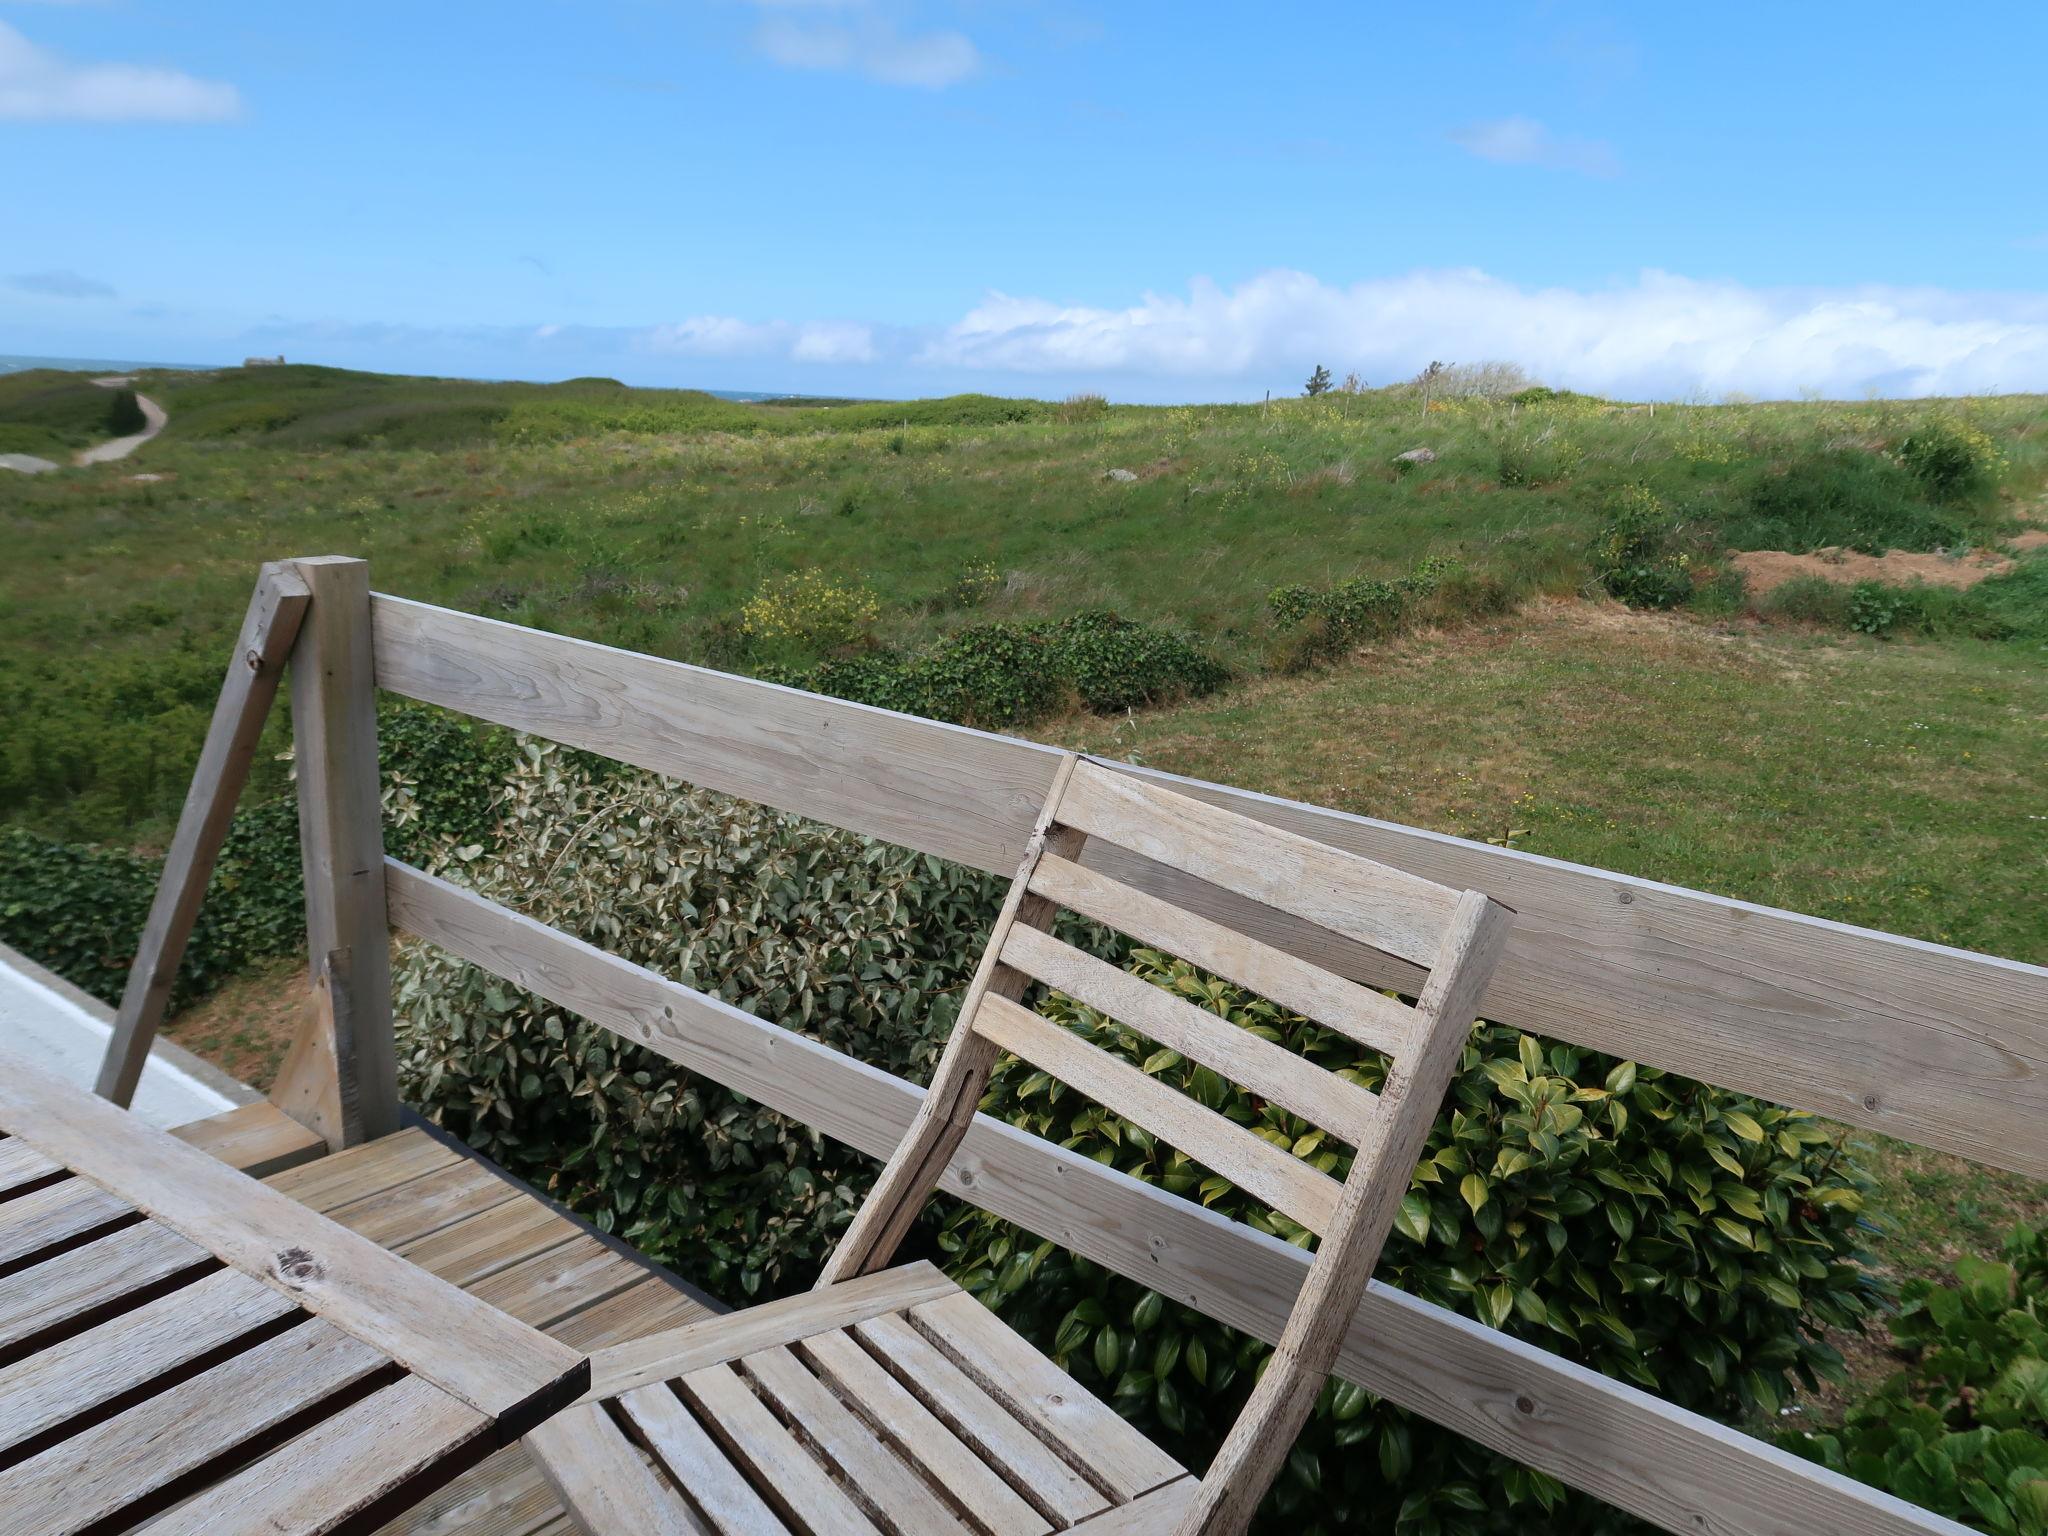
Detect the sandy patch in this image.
<box><xmin>2012</xmin><ymin>529</ymin><xmax>2048</xmax><ymax>552</ymax></box>
<box><xmin>1732</xmin><ymin>546</ymin><xmax>2014</xmax><ymax>598</ymax></box>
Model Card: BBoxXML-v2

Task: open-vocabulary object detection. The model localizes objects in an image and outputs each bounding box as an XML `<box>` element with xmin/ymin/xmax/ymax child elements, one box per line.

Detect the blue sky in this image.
<box><xmin>4</xmin><ymin>1</ymin><xmax>2047</xmax><ymax>400</ymax></box>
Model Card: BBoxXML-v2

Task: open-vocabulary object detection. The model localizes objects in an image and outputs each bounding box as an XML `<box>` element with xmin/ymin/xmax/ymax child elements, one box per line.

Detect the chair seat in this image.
<box><xmin>529</xmin><ymin>1261</ymin><xmax>1195</xmax><ymax>1534</ymax></box>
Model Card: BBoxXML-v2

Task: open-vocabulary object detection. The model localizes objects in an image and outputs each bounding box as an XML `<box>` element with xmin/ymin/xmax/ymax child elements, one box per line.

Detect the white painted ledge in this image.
<box><xmin>0</xmin><ymin>943</ymin><xmax>252</xmax><ymax>1128</ymax></box>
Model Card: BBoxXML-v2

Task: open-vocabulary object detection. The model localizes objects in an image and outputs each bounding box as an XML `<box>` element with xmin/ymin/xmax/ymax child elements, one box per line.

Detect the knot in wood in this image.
<box><xmin>274</xmin><ymin>1246</ymin><xmax>325</xmax><ymax>1285</ymax></box>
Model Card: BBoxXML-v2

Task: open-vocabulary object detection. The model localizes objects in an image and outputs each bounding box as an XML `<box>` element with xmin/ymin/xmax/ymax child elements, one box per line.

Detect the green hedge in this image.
<box><xmin>1784</xmin><ymin>1224</ymin><xmax>2047</xmax><ymax>1533</ymax></box>
<box><xmin>771</xmin><ymin>611</ymin><xmax>1227</xmax><ymax>728</ymax></box>
<box><xmin>0</xmin><ymin>702</ymin><xmax>509</xmax><ymax>1006</ymax></box>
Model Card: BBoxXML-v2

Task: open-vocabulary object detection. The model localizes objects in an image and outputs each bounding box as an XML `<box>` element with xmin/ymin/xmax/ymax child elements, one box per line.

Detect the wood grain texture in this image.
<box><xmin>617</xmin><ymin>1383</ymin><xmax>792</xmax><ymax>1535</ymax></box>
<box><xmin>1054</xmin><ymin>758</ymin><xmax>1457</xmax><ymax>969</ymax></box>
<box><xmin>370</xmin><ymin>594</ymin><xmax>2048</xmax><ymax>1177</ymax></box>
<box><xmin>169</xmin><ymin>1099</ymin><xmax>330</xmax><ymax>1179</ymax></box>
<box><xmin>679</xmin><ymin>1362</ymin><xmax>883</xmax><ymax>1536</ymax></box>
<box><xmin>0</xmin><ymin>1042</ymin><xmax>585</xmax><ymax>1421</ymax></box>
<box><xmin>0</xmin><ymin>1218</ymin><xmax>207</xmax><ymax>1352</ymax></box>
<box><xmin>1028</xmin><ymin>853</ymin><xmax>1415</xmax><ymax>1056</ymax></box>
<box><xmin>389</xmin><ymin>859</ymin><xmax>1966</xmax><ymax>1536</ymax></box>
<box><xmin>283</xmin><ymin>556</ymin><xmax>397</xmax><ymax>1147</ymax></box>
<box><xmin>589</xmin><ymin>1262</ymin><xmax>956</xmax><ymax>1401</ymax></box>
<box><xmin>999</xmin><ymin>924</ymin><xmax>1379</xmax><ymax>1142</ymax></box>
<box><xmin>95</xmin><ymin>565</ymin><xmax>311</xmax><ymax>1108</ymax></box>
<box><xmin>530</xmin><ymin>1403</ymin><xmax>710</xmax><ymax>1536</ymax></box>
<box><xmin>145</xmin><ymin>1373</ymin><xmax>492</xmax><ymax>1536</ymax></box>
<box><xmin>976</xmin><ymin>993</ymin><xmax>1342</xmax><ymax>1233</ymax></box>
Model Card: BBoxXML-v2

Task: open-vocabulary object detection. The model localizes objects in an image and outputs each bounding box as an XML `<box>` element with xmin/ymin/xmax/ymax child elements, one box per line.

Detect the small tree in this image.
<box><xmin>105</xmin><ymin>389</ymin><xmax>146</xmax><ymax>436</ymax></box>
<box><xmin>1303</xmin><ymin>364</ymin><xmax>1332</xmax><ymax>398</ymax></box>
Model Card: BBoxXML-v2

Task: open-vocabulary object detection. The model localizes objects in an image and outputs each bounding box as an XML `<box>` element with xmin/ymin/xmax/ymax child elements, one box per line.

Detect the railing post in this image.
<box><xmin>268</xmin><ymin>555</ymin><xmax>397</xmax><ymax>1148</ymax></box>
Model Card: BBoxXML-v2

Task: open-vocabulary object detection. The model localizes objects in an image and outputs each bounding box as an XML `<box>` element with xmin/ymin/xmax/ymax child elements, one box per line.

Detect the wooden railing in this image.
<box><xmin>101</xmin><ymin>558</ymin><xmax>2048</xmax><ymax>1536</ymax></box>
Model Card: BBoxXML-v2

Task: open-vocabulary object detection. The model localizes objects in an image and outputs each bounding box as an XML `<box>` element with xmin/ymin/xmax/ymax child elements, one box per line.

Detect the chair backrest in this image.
<box><xmin>819</xmin><ymin>753</ymin><xmax>1513</xmax><ymax>1535</ymax></box>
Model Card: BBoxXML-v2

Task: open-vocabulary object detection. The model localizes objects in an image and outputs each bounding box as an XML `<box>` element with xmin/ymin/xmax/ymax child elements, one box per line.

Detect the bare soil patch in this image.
<box><xmin>1732</xmin><ymin>545</ymin><xmax>2015</xmax><ymax>597</ymax></box>
<box><xmin>163</xmin><ymin>958</ymin><xmax>306</xmax><ymax>1091</ymax></box>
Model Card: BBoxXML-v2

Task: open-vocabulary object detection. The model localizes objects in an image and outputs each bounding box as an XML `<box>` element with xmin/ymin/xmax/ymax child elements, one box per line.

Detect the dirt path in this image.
<box><xmin>75</xmin><ymin>376</ymin><xmax>167</xmax><ymax>465</ymax></box>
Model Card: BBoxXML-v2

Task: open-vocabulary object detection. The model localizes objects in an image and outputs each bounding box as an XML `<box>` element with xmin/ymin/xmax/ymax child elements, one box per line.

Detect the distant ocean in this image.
<box><xmin>0</xmin><ymin>353</ymin><xmax>220</xmax><ymax>375</ymax></box>
<box><xmin>0</xmin><ymin>354</ymin><xmax>808</xmax><ymax>402</ymax></box>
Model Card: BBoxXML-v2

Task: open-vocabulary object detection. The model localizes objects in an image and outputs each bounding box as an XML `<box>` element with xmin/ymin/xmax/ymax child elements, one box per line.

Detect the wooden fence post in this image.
<box><xmin>95</xmin><ymin>564</ymin><xmax>311</xmax><ymax>1106</ymax></box>
<box><xmin>269</xmin><ymin>556</ymin><xmax>397</xmax><ymax>1147</ymax></box>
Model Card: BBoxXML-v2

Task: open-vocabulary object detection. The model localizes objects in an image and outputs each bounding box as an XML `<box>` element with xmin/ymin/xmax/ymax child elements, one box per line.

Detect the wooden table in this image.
<box><xmin>0</xmin><ymin>1046</ymin><xmax>587</xmax><ymax>1535</ymax></box>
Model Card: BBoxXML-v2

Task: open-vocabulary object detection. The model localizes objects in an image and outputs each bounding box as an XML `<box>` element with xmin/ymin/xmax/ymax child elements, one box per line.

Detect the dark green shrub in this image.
<box><xmin>1896</xmin><ymin>419</ymin><xmax>2004</xmax><ymax>504</ymax></box>
<box><xmin>771</xmin><ymin>614</ymin><xmax>1225</xmax><ymax>729</ymax></box>
<box><xmin>395</xmin><ymin>741</ymin><xmax>1024</xmax><ymax>1298</ymax></box>
<box><xmin>1727</xmin><ymin>451</ymin><xmax>1961</xmax><ymax>554</ymax></box>
<box><xmin>105</xmin><ymin>388</ymin><xmax>147</xmax><ymax>437</ymax></box>
<box><xmin>939</xmin><ymin>950</ymin><xmax>1876</xmax><ymax>1534</ymax></box>
<box><xmin>1783</xmin><ymin>1224</ymin><xmax>2047</xmax><ymax>1533</ymax></box>
<box><xmin>1590</xmin><ymin>485</ymin><xmax>1693</xmax><ymax>609</ymax></box>
<box><xmin>1756</xmin><ymin>576</ymin><xmax>1854</xmax><ymax>628</ymax></box>
<box><xmin>1267</xmin><ymin>557</ymin><xmax>1463</xmax><ymax>669</ymax></box>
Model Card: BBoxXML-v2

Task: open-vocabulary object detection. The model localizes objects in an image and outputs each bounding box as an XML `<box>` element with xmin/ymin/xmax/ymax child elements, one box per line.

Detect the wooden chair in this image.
<box><xmin>528</xmin><ymin>754</ymin><xmax>1514</xmax><ymax>1536</ymax></box>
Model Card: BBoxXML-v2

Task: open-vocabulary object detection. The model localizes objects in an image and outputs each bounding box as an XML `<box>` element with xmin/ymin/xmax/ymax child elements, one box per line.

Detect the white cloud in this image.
<box><xmin>635</xmin><ymin>315</ymin><xmax>875</xmax><ymax>364</ymax></box>
<box><xmin>745</xmin><ymin>2</ymin><xmax>979</xmax><ymax>89</ymax></box>
<box><xmin>915</xmin><ymin>268</ymin><xmax>2048</xmax><ymax>400</ymax></box>
<box><xmin>8</xmin><ymin>268</ymin><xmax>113</xmax><ymax>298</ymax></box>
<box><xmin>0</xmin><ymin>20</ymin><xmax>240</xmax><ymax>121</ymax></box>
<box><xmin>1449</xmin><ymin>116</ymin><xmax>1618</xmax><ymax>177</ymax></box>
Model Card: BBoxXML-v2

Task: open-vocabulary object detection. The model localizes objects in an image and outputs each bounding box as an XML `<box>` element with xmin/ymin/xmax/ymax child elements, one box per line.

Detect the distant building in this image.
<box><xmin>243</xmin><ymin>355</ymin><xmax>286</xmax><ymax>367</ymax></box>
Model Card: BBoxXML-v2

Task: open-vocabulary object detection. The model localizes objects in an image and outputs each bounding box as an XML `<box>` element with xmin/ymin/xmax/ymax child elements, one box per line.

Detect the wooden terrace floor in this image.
<box><xmin>174</xmin><ymin>1101</ymin><xmax>719</xmax><ymax>1535</ymax></box>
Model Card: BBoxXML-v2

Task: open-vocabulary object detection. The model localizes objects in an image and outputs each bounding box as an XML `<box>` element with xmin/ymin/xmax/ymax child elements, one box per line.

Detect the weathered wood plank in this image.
<box><xmin>680</xmin><ymin>1361</ymin><xmax>884</xmax><ymax>1535</ymax></box>
<box><xmin>278</xmin><ymin>556</ymin><xmax>397</xmax><ymax>1147</ymax></box>
<box><xmin>145</xmin><ymin>1373</ymin><xmax>491</xmax><ymax>1536</ymax></box>
<box><xmin>1028</xmin><ymin>852</ymin><xmax>1416</xmax><ymax>1057</ymax></box>
<box><xmin>0</xmin><ymin>1175</ymin><xmax>132</xmax><ymax>1270</ymax></box>
<box><xmin>95</xmin><ymin>565</ymin><xmax>311</xmax><ymax>1107</ymax></box>
<box><xmin>801</xmin><ymin>1327</ymin><xmax>1051</xmax><ymax>1536</ymax></box>
<box><xmin>388</xmin><ymin>860</ymin><xmax>1966</xmax><ymax>1536</ymax></box>
<box><xmin>0</xmin><ymin>1138</ymin><xmax>63</xmax><ymax>1198</ymax></box>
<box><xmin>0</xmin><ymin>1219</ymin><xmax>207</xmax><ymax>1353</ymax></box>
<box><xmin>0</xmin><ymin>1043</ymin><xmax>586</xmax><ymax>1421</ymax></box>
<box><xmin>911</xmin><ymin>1290</ymin><xmax>1183</xmax><ymax>1502</ymax></box>
<box><xmin>854</xmin><ymin>1312</ymin><xmax>1109</xmax><ymax>1527</ymax></box>
<box><xmin>370</xmin><ymin>595</ymin><xmax>2048</xmax><ymax>1178</ymax></box>
<box><xmin>171</xmin><ymin>1100</ymin><xmax>330</xmax><ymax>1179</ymax></box>
<box><xmin>1055</xmin><ymin>758</ymin><xmax>1457</xmax><ymax>969</ymax></box>
<box><xmin>528</xmin><ymin>1402</ymin><xmax>710</xmax><ymax>1536</ymax></box>
<box><xmin>588</xmin><ymin>1263</ymin><xmax>956</xmax><ymax>1401</ymax></box>
<box><xmin>619</xmin><ymin>1381</ymin><xmax>795</xmax><ymax>1535</ymax></box>
<box><xmin>1000</xmin><ymin>924</ymin><xmax>1379</xmax><ymax>1142</ymax></box>
<box><xmin>0</xmin><ymin>1319</ymin><xmax>386</xmax><ymax>1532</ymax></box>
<box><xmin>976</xmin><ymin>993</ymin><xmax>1342</xmax><ymax>1233</ymax></box>
<box><xmin>0</xmin><ymin>1267</ymin><xmax>294</xmax><ymax>1459</ymax></box>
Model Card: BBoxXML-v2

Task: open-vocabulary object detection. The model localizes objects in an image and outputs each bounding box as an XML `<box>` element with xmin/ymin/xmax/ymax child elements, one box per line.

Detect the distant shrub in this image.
<box><xmin>740</xmin><ymin>569</ymin><xmax>882</xmax><ymax>656</ymax></box>
<box><xmin>1782</xmin><ymin>1223</ymin><xmax>2047</xmax><ymax>1535</ymax></box>
<box><xmin>1590</xmin><ymin>485</ymin><xmax>1693</xmax><ymax>609</ymax></box>
<box><xmin>1896</xmin><ymin>417</ymin><xmax>2004</xmax><ymax>503</ymax></box>
<box><xmin>1058</xmin><ymin>392</ymin><xmax>1110</xmax><ymax>423</ymax></box>
<box><xmin>1495</xmin><ymin>432</ymin><xmax>1585</xmax><ymax>487</ymax></box>
<box><xmin>1727</xmin><ymin>450</ymin><xmax>1962</xmax><ymax>554</ymax></box>
<box><xmin>931</xmin><ymin>560</ymin><xmax>1002</xmax><ymax>613</ymax></box>
<box><xmin>1755</xmin><ymin>575</ymin><xmax>1854</xmax><ymax>629</ymax></box>
<box><xmin>1267</xmin><ymin>557</ymin><xmax>1466</xmax><ymax>670</ymax></box>
<box><xmin>773</xmin><ymin>613</ymin><xmax>1226</xmax><ymax>729</ymax></box>
<box><xmin>104</xmin><ymin>389</ymin><xmax>147</xmax><ymax>437</ymax></box>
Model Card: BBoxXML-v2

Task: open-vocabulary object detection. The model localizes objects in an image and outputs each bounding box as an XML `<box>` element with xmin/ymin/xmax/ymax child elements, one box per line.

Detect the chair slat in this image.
<box><xmin>529</xmin><ymin>1401</ymin><xmax>713</xmax><ymax>1536</ymax></box>
<box><xmin>1055</xmin><ymin>761</ymin><xmax>1457</xmax><ymax>969</ymax></box>
<box><xmin>618</xmin><ymin>1383</ymin><xmax>793</xmax><ymax>1536</ymax></box>
<box><xmin>799</xmin><ymin>1328</ymin><xmax>1052</xmax><ymax>1536</ymax></box>
<box><xmin>679</xmin><ymin>1362</ymin><xmax>882</xmax><ymax>1536</ymax></box>
<box><xmin>974</xmin><ymin>995</ymin><xmax>1343</xmax><ymax>1234</ymax></box>
<box><xmin>743</xmin><ymin>1344</ymin><xmax>971</xmax><ymax>1533</ymax></box>
<box><xmin>1028</xmin><ymin>853</ymin><xmax>1417</xmax><ymax>1056</ymax></box>
<box><xmin>1000</xmin><ymin>925</ymin><xmax>1379</xmax><ymax>1144</ymax></box>
<box><xmin>911</xmin><ymin>1291</ymin><xmax>1184</xmax><ymax>1501</ymax></box>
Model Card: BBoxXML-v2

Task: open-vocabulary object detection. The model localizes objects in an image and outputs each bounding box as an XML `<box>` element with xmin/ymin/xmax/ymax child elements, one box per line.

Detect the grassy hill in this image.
<box><xmin>1</xmin><ymin>362</ymin><xmax>2043</xmax><ymax>942</ymax></box>
<box><xmin>0</xmin><ymin>369</ymin><xmax>126</xmax><ymax>458</ymax></box>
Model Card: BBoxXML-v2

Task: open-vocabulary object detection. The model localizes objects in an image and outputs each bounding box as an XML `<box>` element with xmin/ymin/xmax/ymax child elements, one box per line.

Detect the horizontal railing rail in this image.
<box><xmin>386</xmin><ymin>858</ymin><xmax>1965</xmax><ymax>1536</ymax></box>
<box><xmin>372</xmin><ymin>593</ymin><xmax>2048</xmax><ymax>1179</ymax></box>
